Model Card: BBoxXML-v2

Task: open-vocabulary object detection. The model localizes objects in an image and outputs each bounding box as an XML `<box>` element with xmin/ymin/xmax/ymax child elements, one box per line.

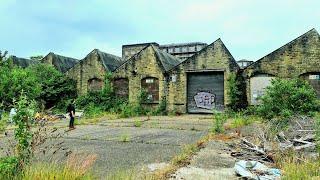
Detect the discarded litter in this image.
<box><xmin>234</xmin><ymin>160</ymin><xmax>281</xmax><ymax>180</ymax></box>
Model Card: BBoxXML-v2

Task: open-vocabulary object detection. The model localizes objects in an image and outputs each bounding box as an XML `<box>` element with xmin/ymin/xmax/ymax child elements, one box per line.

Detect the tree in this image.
<box><xmin>27</xmin><ymin>64</ymin><xmax>77</xmax><ymax>108</ymax></box>
<box><xmin>0</xmin><ymin>65</ymin><xmax>41</xmax><ymax>108</ymax></box>
<box><xmin>0</xmin><ymin>50</ymin><xmax>8</xmax><ymax>65</ymax></box>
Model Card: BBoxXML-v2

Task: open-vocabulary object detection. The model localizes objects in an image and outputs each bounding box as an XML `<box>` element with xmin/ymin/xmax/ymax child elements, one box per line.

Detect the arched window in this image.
<box><xmin>113</xmin><ymin>78</ymin><xmax>129</xmax><ymax>99</ymax></box>
<box><xmin>88</xmin><ymin>78</ymin><xmax>103</xmax><ymax>92</ymax></box>
<box><xmin>141</xmin><ymin>77</ymin><xmax>159</xmax><ymax>103</ymax></box>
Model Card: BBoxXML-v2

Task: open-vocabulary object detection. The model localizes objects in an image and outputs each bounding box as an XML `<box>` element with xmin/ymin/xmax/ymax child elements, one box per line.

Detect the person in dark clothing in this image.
<box><xmin>66</xmin><ymin>102</ymin><xmax>75</xmax><ymax>130</ymax></box>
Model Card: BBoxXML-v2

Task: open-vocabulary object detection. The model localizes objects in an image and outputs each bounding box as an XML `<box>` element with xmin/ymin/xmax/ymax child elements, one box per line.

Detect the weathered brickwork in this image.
<box><xmin>167</xmin><ymin>39</ymin><xmax>239</xmax><ymax>113</ymax></box>
<box><xmin>113</xmin><ymin>45</ymin><xmax>169</xmax><ymax>104</ymax></box>
<box><xmin>244</xmin><ymin>29</ymin><xmax>320</xmax><ymax>104</ymax></box>
<box><xmin>66</xmin><ymin>49</ymin><xmax>122</xmax><ymax>95</ymax></box>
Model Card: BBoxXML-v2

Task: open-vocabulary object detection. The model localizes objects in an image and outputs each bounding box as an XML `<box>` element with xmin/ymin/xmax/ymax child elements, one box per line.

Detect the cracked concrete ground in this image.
<box><xmin>0</xmin><ymin>115</ymin><xmax>212</xmax><ymax>178</ymax></box>
<box><xmin>171</xmin><ymin>141</ymin><xmax>237</xmax><ymax>180</ymax></box>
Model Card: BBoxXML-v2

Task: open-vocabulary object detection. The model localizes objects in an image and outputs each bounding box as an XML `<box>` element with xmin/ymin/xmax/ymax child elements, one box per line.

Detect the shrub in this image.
<box><xmin>0</xmin><ymin>156</ymin><xmax>19</xmax><ymax>179</ymax></box>
<box><xmin>211</xmin><ymin>113</ymin><xmax>227</xmax><ymax>133</ymax></box>
<box><xmin>257</xmin><ymin>78</ymin><xmax>319</xmax><ymax>119</ymax></box>
<box><xmin>0</xmin><ymin>63</ymin><xmax>41</xmax><ymax>108</ymax></box>
<box><xmin>13</xmin><ymin>94</ymin><xmax>37</xmax><ymax>167</ymax></box>
<box><xmin>152</xmin><ymin>98</ymin><xmax>167</xmax><ymax>116</ymax></box>
<box><xmin>227</xmin><ymin>72</ymin><xmax>242</xmax><ymax>111</ymax></box>
<box><xmin>28</xmin><ymin>64</ymin><xmax>77</xmax><ymax>108</ymax></box>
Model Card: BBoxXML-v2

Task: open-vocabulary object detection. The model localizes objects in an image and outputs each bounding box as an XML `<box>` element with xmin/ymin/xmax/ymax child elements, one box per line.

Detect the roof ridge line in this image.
<box><xmin>244</xmin><ymin>28</ymin><xmax>318</xmax><ymax>69</ymax></box>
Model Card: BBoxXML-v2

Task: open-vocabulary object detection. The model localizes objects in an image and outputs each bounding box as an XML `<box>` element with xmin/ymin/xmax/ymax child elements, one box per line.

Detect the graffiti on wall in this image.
<box><xmin>194</xmin><ymin>92</ymin><xmax>215</xmax><ymax>109</ymax></box>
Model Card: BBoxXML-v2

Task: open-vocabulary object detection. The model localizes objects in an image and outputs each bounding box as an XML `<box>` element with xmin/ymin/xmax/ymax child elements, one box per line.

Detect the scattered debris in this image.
<box><xmin>234</xmin><ymin>160</ymin><xmax>281</xmax><ymax>180</ymax></box>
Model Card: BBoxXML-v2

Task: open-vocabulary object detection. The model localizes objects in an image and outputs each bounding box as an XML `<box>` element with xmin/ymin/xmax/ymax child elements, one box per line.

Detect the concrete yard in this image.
<box><xmin>0</xmin><ymin>115</ymin><xmax>213</xmax><ymax>178</ymax></box>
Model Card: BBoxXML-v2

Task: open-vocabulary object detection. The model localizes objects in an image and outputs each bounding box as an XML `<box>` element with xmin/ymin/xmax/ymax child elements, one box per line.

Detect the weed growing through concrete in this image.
<box><xmin>119</xmin><ymin>134</ymin><xmax>131</xmax><ymax>142</ymax></box>
<box><xmin>134</xmin><ymin>119</ymin><xmax>143</xmax><ymax>127</ymax></box>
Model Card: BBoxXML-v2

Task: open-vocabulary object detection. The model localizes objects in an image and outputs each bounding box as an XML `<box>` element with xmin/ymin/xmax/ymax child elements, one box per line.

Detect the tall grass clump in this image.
<box><xmin>22</xmin><ymin>153</ymin><xmax>97</xmax><ymax>180</ymax></box>
<box><xmin>211</xmin><ymin>112</ymin><xmax>227</xmax><ymax>133</ymax></box>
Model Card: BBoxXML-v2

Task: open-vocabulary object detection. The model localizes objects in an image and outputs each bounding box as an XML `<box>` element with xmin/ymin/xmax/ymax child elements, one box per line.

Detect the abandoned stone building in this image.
<box><xmin>166</xmin><ymin>39</ymin><xmax>239</xmax><ymax>113</ymax></box>
<box><xmin>244</xmin><ymin>28</ymin><xmax>320</xmax><ymax>105</ymax></box>
<box><xmin>6</xmin><ymin>28</ymin><xmax>319</xmax><ymax>114</ymax></box>
<box><xmin>122</xmin><ymin>42</ymin><xmax>207</xmax><ymax>61</ymax></box>
<box><xmin>66</xmin><ymin>49</ymin><xmax>123</xmax><ymax>95</ymax></box>
<box><xmin>41</xmin><ymin>52</ymin><xmax>79</xmax><ymax>73</ymax></box>
<box><xmin>112</xmin><ymin>44</ymin><xmax>182</xmax><ymax>104</ymax></box>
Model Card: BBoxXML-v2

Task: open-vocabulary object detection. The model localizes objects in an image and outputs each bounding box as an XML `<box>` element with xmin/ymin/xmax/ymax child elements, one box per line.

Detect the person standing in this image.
<box><xmin>67</xmin><ymin>102</ymin><xmax>75</xmax><ymax>130</ymax></box>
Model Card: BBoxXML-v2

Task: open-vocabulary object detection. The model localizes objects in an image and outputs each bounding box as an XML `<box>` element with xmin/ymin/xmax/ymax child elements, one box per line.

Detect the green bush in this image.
<box><xmin>257</xmin><ymin>78</ymin><xmax>319</xmax><ymax>119</ymax></box>
<box><xmin>28</xmin><ymin>64</ymin><xmax>77</xmax><ymax>108</ymax></box>
<box><xmin>0</xmin><ymin>156</ymin><xmax>19</xmax><ymax>179</ymax></box>
<box><xmin>0</xmin><ymin>62</ymin><xmax>41</xmax><ymax>108</ymax></box>
<box><xmin>211</xmin><ymin>113</ymin><xmax>227</xmax><ymax>133</ymax></box>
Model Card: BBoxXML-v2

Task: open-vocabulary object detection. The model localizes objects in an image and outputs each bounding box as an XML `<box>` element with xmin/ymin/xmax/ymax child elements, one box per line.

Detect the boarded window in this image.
<box><xmin>141</xmin><ymin>77</ymin><xmax>159</xmax><ymax>103</ymax></box>
<box><xmin>113</xmin><ymin>78</ymin><xmax>129</xmax><ymax>99</ymax></box>
<box><xmin>250</xmin><ymin>74</ymin><xmax>274</xmax><ymax>105</ymax></box>
<box><xmin>88</xmin><ymin>78</ymin><xmax>103</xmax><ymax>92</ymax></box>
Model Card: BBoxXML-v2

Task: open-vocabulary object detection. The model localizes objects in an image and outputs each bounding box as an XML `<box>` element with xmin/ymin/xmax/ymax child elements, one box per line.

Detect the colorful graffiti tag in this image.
<box><xmin>194</xmin><ymin>92</ymin><xmax>215</xmax><ymax>109</ymax></box>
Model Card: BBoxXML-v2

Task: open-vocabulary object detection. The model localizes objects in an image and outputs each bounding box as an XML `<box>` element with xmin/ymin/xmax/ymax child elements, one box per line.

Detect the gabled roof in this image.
<box><xmin>245</xmin><ymin>28</ymin><xmax>320</xmax><ymax>69</ymax></box>
<box><xmin>9</xmin><ymin>56</ymin><xmax>39</xmax><ymax>68</ymax></box>
<box><xmin>86</xmin><ymin>49</ymin><xmax>123</xmax><ymax>72</ymax></box>
<box><xmin>152</xmin><ymin>45</ymin><xmax>183</xmax><ymax>72</ymax></box>
<box><xmin>42</xmin><ymin>52</ymin><xmax>79</xmax><ymax>73</ymax></box>
<box><xmin>169</xmin><ymin>38</ymin><xmax>239</xmax><ymax>72</ymax></box>
<box><xmin>115</xmin><ymin>44</ymin><xmax>182</xmax><ymax>73</ymax></box>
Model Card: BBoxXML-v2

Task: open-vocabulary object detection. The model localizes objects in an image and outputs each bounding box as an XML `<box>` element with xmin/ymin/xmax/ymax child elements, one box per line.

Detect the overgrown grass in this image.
<box><xmin>281</xmin><ymin>160</ymin><xmax>320</xmax><ymax>180</ymax></box>
<box><xmin>230</xmin><ymin>114</ymin><xmax>260</xmax><ymax>129</ymax></box>
<box><xmin>21</xmin><ymin>163</ymin><xmax>95</xmax><ymax>180</ymax></box>
<box><xmin>276</xmin><ymin>152</ymin><xmax>320</xmax><ymax>180</ymax></box>
<box><xmin>0</xmin><ymin>112</ymin><xmax>8</xmax><ymax>133</ymax></box>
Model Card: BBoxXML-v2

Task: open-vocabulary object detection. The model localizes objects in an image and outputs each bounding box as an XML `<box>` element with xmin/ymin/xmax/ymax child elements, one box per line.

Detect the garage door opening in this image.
<box><xmin>187</xmin><ymin>71</ymin><xmax>224</xmax><ymax>113</ymax></box>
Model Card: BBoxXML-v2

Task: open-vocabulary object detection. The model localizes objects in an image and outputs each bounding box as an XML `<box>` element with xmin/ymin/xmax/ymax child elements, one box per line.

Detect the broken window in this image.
<box><xmin>141</xmin><ymin>77</ymin><xmax>159</xmax><ymax>103</ymax></box>
<box><xmin>113</xmin><ymin>78</ymin><xmax>129</xmax><ymax>99</ymax></box>
<box><xmin>88</xmin><ymin>78</ymin><xmax>103</xmax><ymax>92</ymax></box>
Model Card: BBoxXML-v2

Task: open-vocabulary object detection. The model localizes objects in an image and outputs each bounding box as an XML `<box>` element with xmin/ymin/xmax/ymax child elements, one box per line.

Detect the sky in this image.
<box><xmin>0</xmin><ymin>0</ymin><xmax>319</xmax><ymax>61</ymax></box>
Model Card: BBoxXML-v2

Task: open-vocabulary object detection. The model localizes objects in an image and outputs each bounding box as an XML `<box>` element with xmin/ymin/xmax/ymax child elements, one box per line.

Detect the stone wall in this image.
<box><xmin>113</xmin><ymin>45</ymin><xmax>167</xmax><ymax>104</ymax></box>
<box><xmin>66</xmin><ymin>51</ymin><xmax>106</xmax><ymax>95</ymax></box>
<box><xmin>167</xmin><ymin>39</ymin><xmax>239</xmax><ymax>113</ymax></box>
